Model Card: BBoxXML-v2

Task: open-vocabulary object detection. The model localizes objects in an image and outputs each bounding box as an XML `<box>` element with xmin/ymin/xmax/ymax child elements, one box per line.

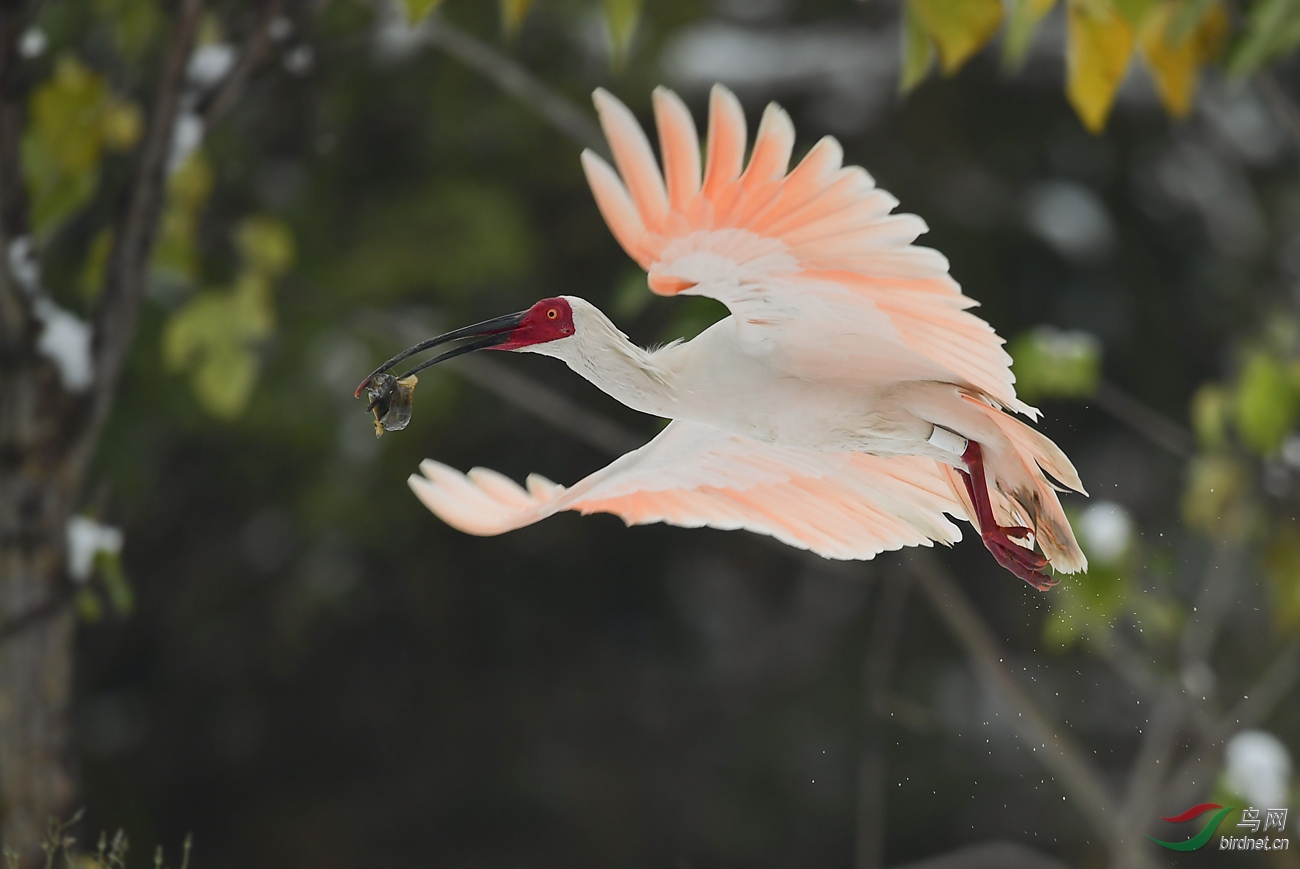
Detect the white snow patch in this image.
<box><xmin>169</xmin><ymin>110</ymin><xmax>205</xmax><ymax>171</ymax></box>
<box><xmin>66</xmin><ymin>516</ymin><xmax>124</xmax><ymax>583</ymax></box>
<box><xmin>19</xmin><ymin>26</ymin><xmax>47</xmax><ymax>59</ymax></box>
<box><xmin>268</xmin><ymin>16</ymin><xmax>294</xmax><ymax>41</ymax></box>
<box><xmin>188</xmin><ymin>43</ymin><xmax>236</xmax><ymax>88</ymax></box>
<box><xmin>1226</xmin><ymin>730</ymin><xmax>1292</xmax><ymax>808</ymax></box>
<box><xmin>7</xmin><ymin>236</ymin><xmax>40</xmax><ymax>295</ymax></box>
<box><xmin>283</xmin><ymin>44</ymin><xmax>314</xmax><ymax>75</ymax></box>
<box><xmin>34</xmin><ymin>297</ymin><xmax>94</xmax><ymax>391</ymax></box>
<box><xmin>1077</xmin><ymin>501</ymin><xmax>1132</xmax><ymax>565</ymax></box>
<box><xmin>1024</xmin><ymin>181</ymin><xmax>1116</xmax><ymax>264</ymax></box>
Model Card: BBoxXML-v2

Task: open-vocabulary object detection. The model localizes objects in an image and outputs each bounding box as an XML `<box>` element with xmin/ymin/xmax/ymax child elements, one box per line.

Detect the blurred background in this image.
<box><xmin>2</xmin><ymin>0</ymin><xmax>1300</xmax><ymax>866</ymax></box>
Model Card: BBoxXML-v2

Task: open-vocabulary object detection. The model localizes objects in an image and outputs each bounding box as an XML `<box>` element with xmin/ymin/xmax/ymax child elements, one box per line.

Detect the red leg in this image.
<box><xmin>958</xmin><ymin>441</ymin><xmax>1057</xmax><ymax>591</ymax></box>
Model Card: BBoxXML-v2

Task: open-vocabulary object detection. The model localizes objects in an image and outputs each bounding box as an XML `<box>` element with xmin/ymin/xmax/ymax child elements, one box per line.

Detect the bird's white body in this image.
<box><xmin>405</xmin><ymin>85</ymin><xmax>1088</xmax><ymax>581</ymax></box>
<box><xmin>532</xmin><ymin>300</ymin><xmax>959</xmax><ymax>461</ymax></box>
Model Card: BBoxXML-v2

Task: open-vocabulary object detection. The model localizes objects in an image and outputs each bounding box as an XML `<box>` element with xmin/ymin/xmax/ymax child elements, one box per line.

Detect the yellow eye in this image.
<box><xmin>547</xmin><ymin>308</ymin><xmax>558</xmax><ymax>319</ymax></box>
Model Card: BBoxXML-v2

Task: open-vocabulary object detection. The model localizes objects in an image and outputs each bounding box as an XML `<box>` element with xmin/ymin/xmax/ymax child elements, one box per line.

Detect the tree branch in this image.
<box><xmin>1118</xmin><ymin>546</ymin><xmax>1240</xmax><ymax>835</ymax></box>
<box><xmin>198</xmin><ymin>0</ymin><xmax>284</xmax><ymax>129</ymax></box>
<box><xmin>77</xmin><ymin>0</ymin><xmax>204</xmax><ymax>477</ymax></box>
<box><xmin>0</xmin><ymin>0</ymin><xmax>30</xmax><ymax>344</ymax></box>
<box><xmin>905</xmin><ymin>551</ymin><xmax>1127</xmax><ymax>855</ymax></box>
<box><xmin>1255</xmin><ymin>72</ymin><xmax>1300</xmax><ymax>159</ymax></box>
<box><xmin>1091</xmin><ymin>380</ymin><xmax>1195</xmax><ymax>458</ymax></box>
<box><xmin>1158</xmin><ymin>640</ymin><xmax>1300</xmax><ymax>812</ymax></box>
<box><xmin>424</xmin><ymin>18</ymin><xmax>608</xmax><ymax>156</ymax></box>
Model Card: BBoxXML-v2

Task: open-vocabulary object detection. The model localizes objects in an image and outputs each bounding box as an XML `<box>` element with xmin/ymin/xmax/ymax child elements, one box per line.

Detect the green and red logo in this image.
<box><xmin>1148</xmin><ymin>803</ymin><xmax>1237</xmax><ymax>851</ymax></box>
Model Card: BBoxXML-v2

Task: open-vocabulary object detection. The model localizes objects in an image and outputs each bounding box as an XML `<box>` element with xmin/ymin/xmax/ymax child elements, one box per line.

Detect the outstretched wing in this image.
<box><xmin>582</xmin><ymin>85</ymin><xmax>1035</xmax><ymax>417</ymax></box>
<box><xmin>409</xmin><ymin>421</ymin><xmax>967</xmax><ymax>560</ymax></box>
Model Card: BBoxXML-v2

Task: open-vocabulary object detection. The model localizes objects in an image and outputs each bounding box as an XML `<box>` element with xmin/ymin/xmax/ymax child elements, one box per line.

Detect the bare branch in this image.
<box><xmin>77</xmin><ymin>0</ymin><xmax>205</xmax><ymax>476</ymax></box>
<box><xmin>1255</xmin><ymin>72</ymin><xmax>1300</xmax><ymax>158</ymax></box>
<box><xmin>1159</xmin><ymin>640</ymin><xmax>1300</xmax><ymax>811</ymax></box>
<box><xmin>887</xmin><ymin>840</ymin><xmax>1073</xmax><ymax>869</ymax></box>
<box><xmin>0</xmin><ymin>0</ymin><xmax>31</xmax><ymax>343</ymax></box>
<box><xmin>455</xmin><ymin>354</ymin><xmax>646</xmax><ymax>456</ymax></box>
<box><xmin>0</xmin><ymin>586</ymin><xmax>72</xmax><ymax>646</ymax></box>
<box><xmin>199</xmin><ymin>0</ymin><xmax>284</xmax><ymax>129</ymax></box>
<box><xmin>1091</xmin><ymin>380</ymin><xmax>1195</xmax><ymax>458</ymax></box>
<box><xmin>905</xmin><ymin>551</ymin><xmax>1126</xmax><ymax>854</ymax></box>
<box><xmin>425</xmin><ymin>19</ymin><xmax>608</xmax><ymax>156</ymax></box>
<box><xmin>1119</xmin><ymin>546</ymin><xmax>1240</xmax><ymax>828</ymax></box>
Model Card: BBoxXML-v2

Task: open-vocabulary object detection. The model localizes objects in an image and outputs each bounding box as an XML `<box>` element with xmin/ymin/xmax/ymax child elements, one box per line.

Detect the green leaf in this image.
<box><xmin>1007</xmin><ymin>326</ymin><xmax>1102</xmax><ymax>401</ymax></box>
<box><xmin>1043</xmin><ymin>564</ymin><xmax>1131</xmax><ymax>649</ymax></box>
<box><xmin>400</xmin><ymin>0</ymin><xmax>445</xmax><ymax>27</ymax></box>
<box><xmin>1264</xmin><ymin>526</ymin><xmax>1300</xmax><ymax>631</ymax></box>
<box><xmin>79</xmin><ymin>229</ymin><xmax>113</xmax><ymax>299</ymax></box>
<box><xmin>603</xmin><ymin>0</ymin><xmax>642</xmax><ymax>68</ymax></box>
<box><xmin>93</xmin><ymin>0</ymin><xmax>162</xmax><ymax>59</ymax></box>
<box><xmin>901</xmin><ymin>0</ymin><xmax>937</xmax><ymax>91</ymax></box>
<box><xmin>163</xmin><ymin>219</ymin><xmax>289</xmax><ymax>419</ymax></box>
<box><xmin>1004</xmin><ymin>0</ymin><xmax>1058</xmax><ymax>69</ymax></box>
<box><xmin>1190</xmin><ymin>383</ymin><xmax>1231</xmax><ymax>448</ymax></box>
<box><xmin>96</xmin><ymin>551</ymin><xmax>134</xmax><ymax>616</ymax></box>
<box><xmin>1234</xmin><ymin>352</ymin><xmax>1298</xmax><ymax>455</ymax></box>
<box><xmin>1182</xmin><ymin>454</ymin><xmax>1255</xmax><ymax>540</ymax></box>
<box><xmin>152</xmin><ymin>150</ymin><xmax>214</xmax><ymax>284</ymax></box>
<box><xmin>1066</xmin><ymin>0</ymin><xmax>1135</xmax><ymax>133</ymax></box>
<box><xmin>1227</xmin><ymin>0</ymin><xmax>1300</xmax><ymax>78</ymax></box>
<box><xmin>909</xmin><ymin>0</ymin><xmax>1004</xmax><ymax>73</ymax></box>
<box><xmin>500</xmin><ymin>0</ymin><xmax>534</xmax><ymax>36</ymax></box>
<box><xmin>21</xmin><ymin>54</ymin><xmax>140</xmax><ymax>239</ymax></box>
<box><xmin>236</xmin><ymin>216</ymin><xmax>296</xmax><ymax>278</ymax></box>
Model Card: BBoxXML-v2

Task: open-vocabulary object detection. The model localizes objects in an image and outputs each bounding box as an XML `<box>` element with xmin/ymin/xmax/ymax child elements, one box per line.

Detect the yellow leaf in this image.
<box><xmin>500</xmin><ymin>0</ymin><xmax>534</xmax><ymax>36</ymax></box>
<box><xmin>1137</xmin><ymin>1</ymin><xmax>1227</xmax><ymax>118</ymax></box>
<box><xmin>1066</xmin><ymin>0</ymin><xmax>1135</xmax><ymax>133</ymax></box>
<box><xmin>400</xmin><ymin>0</ymin><xmax>444</xmax><ymax>27</ymax></box>
<box><xmin>901</xmin><ymin>0</ymin><xmax>937</xmax><ymax>91</ymax></box>
<box><xmin>1004</xmin><ymin>0</ymin><xmax>1058</xmax><ymax>69</ymax></box>
<box><xmin>909</xmin><ymin>0</ymin><xmax>1004</xmax><ymax>74</ymax></box>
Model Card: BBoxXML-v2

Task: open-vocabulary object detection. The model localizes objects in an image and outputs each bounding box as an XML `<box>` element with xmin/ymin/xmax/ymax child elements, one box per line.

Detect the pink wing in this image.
<box><xmin>582</xmin><ymin>85</ymin><xmax>1035</xmax><ymax>417</ymax></box>
<box><xmin>409</xmin><ymin>421</ymin><xmax>968</xmax><ymax>561</ymax></box>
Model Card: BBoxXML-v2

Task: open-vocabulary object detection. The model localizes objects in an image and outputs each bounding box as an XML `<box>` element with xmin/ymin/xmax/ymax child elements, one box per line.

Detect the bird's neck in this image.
<box><xmin>527</xmin><ymin>311</ymin><xmax>679</xmax><ymax>418</ymax></box>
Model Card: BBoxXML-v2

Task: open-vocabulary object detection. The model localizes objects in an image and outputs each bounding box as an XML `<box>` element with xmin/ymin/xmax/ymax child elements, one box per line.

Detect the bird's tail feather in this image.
<box><xmin>959</xmin><ymin>394</ymin><xmax>1088</xmax><ymax>574</ymax></box>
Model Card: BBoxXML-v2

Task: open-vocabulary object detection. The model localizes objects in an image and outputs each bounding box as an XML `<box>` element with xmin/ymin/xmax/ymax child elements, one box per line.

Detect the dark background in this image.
<box><xmin>32</xmin><ymin>0</ymin><xmax>1299</xmax><ymax>865</ymax></box>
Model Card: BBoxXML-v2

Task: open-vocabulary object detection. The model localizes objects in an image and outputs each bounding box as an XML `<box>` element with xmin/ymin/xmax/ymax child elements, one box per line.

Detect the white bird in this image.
<box><xmin>357</xmin><ymin>85</ymin><xmax>1087</xmax><ymax>588</ymax></box>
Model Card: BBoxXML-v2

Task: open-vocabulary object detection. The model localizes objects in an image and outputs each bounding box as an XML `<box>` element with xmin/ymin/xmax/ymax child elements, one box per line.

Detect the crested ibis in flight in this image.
<box><xmin>356</xmin><ymin>85</ymin><xmax>1087</xmax><ymax>589</ymax></box>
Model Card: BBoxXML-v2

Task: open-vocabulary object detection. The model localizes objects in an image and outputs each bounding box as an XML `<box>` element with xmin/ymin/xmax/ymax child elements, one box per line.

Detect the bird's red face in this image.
<box><xmin>354</xmin><ymin>297</ymin><xmax>576</xmax><ymax>398</ymax></box>
<box><xmin>494</xmin><ymin>297</ymin><xmax>575</xmax><ymax>350</ymax></box>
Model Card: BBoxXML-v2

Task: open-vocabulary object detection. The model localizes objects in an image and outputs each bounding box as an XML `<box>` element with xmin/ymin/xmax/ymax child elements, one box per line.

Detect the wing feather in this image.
<box><xmin>587</xmin><ymin>85</ymin><xmax>1033</xmax><ymax>416</ymax></box>
<box><xmin>409</xmin><ymin>421</ymin><xmax>967</xmax><ymax>561</ymax></box>
<box><xmin>652</xmin><ymin>87</ymin><xmax>701</xmax><ymax>212</ymax></box>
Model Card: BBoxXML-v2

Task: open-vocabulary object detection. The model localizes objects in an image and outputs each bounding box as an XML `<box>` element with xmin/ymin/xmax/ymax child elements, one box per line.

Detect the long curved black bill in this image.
<box><xmin>355</xmin><ymin>310</ymin><xmax>526</xmax><ymax>397</ymax></box>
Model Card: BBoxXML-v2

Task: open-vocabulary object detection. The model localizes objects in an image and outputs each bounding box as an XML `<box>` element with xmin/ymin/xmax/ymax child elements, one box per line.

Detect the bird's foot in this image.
<box><xmin>959</xmin><ymin>440</ymin><xmax>1056</xmax><ymax>591</ymax></box>
<box><xmin>980</xmin><ymin>526</ymin><xmax>1057</xmax><ymax>591</ymax></box>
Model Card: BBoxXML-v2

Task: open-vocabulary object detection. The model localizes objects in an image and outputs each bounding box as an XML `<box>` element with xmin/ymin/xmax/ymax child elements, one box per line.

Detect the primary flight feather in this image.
<box><xmin>358</xmin><ymin>84</ymin><xmax>1087</xmax><ymax>588</ymax></box>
